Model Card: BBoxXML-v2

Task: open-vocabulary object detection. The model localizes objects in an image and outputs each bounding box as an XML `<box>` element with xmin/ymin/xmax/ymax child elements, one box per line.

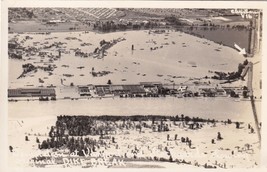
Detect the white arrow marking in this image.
<box><xmin>234</xmin><ymin>43</ymin><xmax>246</xmax><ymax>55</ymax></box>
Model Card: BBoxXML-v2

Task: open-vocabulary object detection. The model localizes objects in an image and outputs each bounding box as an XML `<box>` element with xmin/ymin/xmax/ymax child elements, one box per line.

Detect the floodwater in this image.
<box><xmin>8</xmin><ymin>30</ymin><xmax>245</xmax><ymax>88</ymax></box>
<box><xmin>180</xmin><ymin>28</ymin><xmax>250</xmax><ymax>50</ymax></box>
<box><xmin>8</xmin><ymin>97</ymin><xmax>261</xmax><ymax>123</ymax></box>
<box><xmin>8</xmin><ymin>30</ymin><xmax>259</xmax><ymax>124</ymax></box>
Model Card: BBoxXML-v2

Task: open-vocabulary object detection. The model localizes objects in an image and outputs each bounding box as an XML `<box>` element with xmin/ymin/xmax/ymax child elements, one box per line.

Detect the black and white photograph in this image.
<box><xmin>1</xmin><ymin>1</ymin><xmax>265</xmax><ymax>170</ymax></box>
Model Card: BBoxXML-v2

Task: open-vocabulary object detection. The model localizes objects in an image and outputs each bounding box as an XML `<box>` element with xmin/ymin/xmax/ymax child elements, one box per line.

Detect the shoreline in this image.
<box><xmin>8</xmin><ymin>95</ymin><xmax>257</xmax><ymax>102</ymax></box>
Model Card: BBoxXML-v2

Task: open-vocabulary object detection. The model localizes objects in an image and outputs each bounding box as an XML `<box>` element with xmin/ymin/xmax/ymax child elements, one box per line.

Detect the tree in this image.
<box><xmin>243</xmin><ymin>90</ymin><xmax>248</xmax><ymax>98</ymax></box>
<box><xmin>181</xmin><ymin>114</ymin><xmax>184</xmax><ymax>121</ymax></box>
<box><xmin>9</xmin><ymin>146</ymin><xmax>13</xmax><ymax>152</ymax></box>
<box><xmin>174</xmin><ymin>134</ymin><xmax>178</xmax><ymax>140</ymax></box>
<box><xmin>36</xmin><ymin>137</ymin><xmax>40</xmax><ymax>143</ymax></box>
<box><xmin>235</xmin><ymin>122</ymin><xmax>240</xmax><ymax>129</ymax></box>
<box><xmin>243</xmin><ymin>59</ymin><xmax>248</xmax><ymax>65</ymax></box>
<box><xmin>184</xmin><ymin>116</ymin><xmax>190</xmax><ymax>123</ymax></box>
<box><xmin>107</xmin><ymin>79</ymin><xmax>112</xmax><ymax>85</ymax></box>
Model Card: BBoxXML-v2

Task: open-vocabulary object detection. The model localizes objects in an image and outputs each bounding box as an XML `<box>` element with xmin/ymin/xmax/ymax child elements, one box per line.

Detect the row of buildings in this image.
<box><xmin>8</xmin><ymin>82</ymin><xmax>248</xmax><ymax>101</ymax></box>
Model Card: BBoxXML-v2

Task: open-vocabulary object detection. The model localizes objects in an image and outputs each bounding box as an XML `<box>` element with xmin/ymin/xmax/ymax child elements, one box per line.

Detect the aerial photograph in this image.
<box><xmin>7</xmin><ymin>7</ymin><xmax>262</xmax><ymax>168</ymax></box>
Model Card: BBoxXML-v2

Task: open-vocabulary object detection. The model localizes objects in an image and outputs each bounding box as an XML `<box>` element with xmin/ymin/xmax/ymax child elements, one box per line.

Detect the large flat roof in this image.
<box><xmin>8</xmin><ymin>88</ymin><xmax>56</xmax><ymax>97</ymax></box>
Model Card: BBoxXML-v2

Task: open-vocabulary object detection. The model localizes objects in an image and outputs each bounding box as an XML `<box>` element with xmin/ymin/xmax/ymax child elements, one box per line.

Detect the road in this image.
<box><xmin>247</xmin><ymin>62</ymin><xmax>261</xmax><ymax>145</ymax></box>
